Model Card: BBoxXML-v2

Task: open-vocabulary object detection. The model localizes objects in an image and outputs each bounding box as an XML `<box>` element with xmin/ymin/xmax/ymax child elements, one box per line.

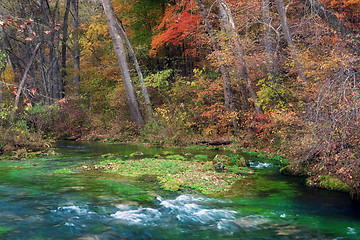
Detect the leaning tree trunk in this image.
<box><xmin>101</xmin><ymin>0</ymin><xmax>145</xmax><ymax>126</ymax></box>
<box><xmin>195</xmin><ymin>0</ymin><xmax>239</xmax><ymax>131</ymax></box>
<box><xmin>274</xmin><ymin>0</ymin><xmax>307</xmax><ymax>84</ymax></box>
<box><xmin>219</xmin><ymin>0</ymin><xmax>262</xmax><ymax>115</ymax></box>
<box><xmin>115</xmin><ymin>19</ymin><xmax>153</xmax><ymax>119</ymax></box>
<box><xmin>12</xmin><ymin>42</ymin><xmax>41</xmax><ymax>116</ymax></box>
<box><xmin>301</xmin><ymin>0</ymin><xmax>350</xmax><ymax>38</ymax></box>
<box><xmin>300</xmin><ymin>0</ymin><xmax>358</xmax><ymax>51</ymax></box>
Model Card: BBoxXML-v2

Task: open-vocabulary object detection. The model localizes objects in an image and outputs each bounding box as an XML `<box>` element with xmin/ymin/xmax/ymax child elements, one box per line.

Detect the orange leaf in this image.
<box><xmin>54</xmin><ymin>23</ymin><xmax>61</xmax><ymax>31</ymax></box>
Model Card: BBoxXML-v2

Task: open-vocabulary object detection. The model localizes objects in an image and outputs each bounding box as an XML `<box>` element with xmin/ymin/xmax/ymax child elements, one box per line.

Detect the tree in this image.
<box><xmin>274</xmin><ymin>0</ymin><xmax>307</xmax><ymax>84</ymax></box>
<box><xmin>194</xmin><ymin>0</ymin><xmax>238</xmax><ymax>131</ymax></box>
<box><xmin>301</xmin><ymin>0</ymin><xmax>359</xmax><ymax>51</ymax></box>
<box><xmin>261</xmin><ymin>0</ymin><xmax>277</xmax><ymax>80</ymax></box>
<box><xmin>101</xmin><ymin>0</ymin><xmax>145</xmax><ymax>126</ymax></box>
<box><xmin>115</xmin><ymin>19</ymin><xmax>153</xmax><ymax>119</ymax></box>
<box><xmin>218</xmin><ymin>0</ymin><xmax>262</xmax><ymax>115</ymax></box>
<box><xmin>72</xmin><ymin>0</ymin><xmax>80</xmax><ymax>88</ymax></box>
<box><xmin>12</xmin><ymin>42</ymin><xmax>41</xmax><ymax>115</ymax></box>
<box><xmin>61</xmin><ymin>0</ymin><xmax>71</xmax><ymax>79</ymax></box>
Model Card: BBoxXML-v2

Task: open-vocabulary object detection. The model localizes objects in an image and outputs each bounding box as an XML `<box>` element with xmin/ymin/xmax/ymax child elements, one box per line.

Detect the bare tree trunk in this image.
<box><xmin>61</xmin><ymin>0</ymin><xmax>71</xmax><ymax>78</ymax></box>
<box><xmin>195</xmin><ymin>0</ymin><xmax>238</xmax><ymax>131</ymax></box>
<box><xmin>219</xmin><ymin>0</ymin><xmax>262</xmax><ymax>115</ymax></box>
<box><xmin>115</xmin><ymin>19</ymin><xmax>153</xmax><ymax>119</ymax></box>
<box><xmin>302</xmin><ymin>0</ymin><xmax>350</xmax><ymax>38</ymax></box>
<box><xmin>72</xmin><ymin>0</ymin><xmax>80</xmax><ymax>88</ymax></box>
<box><xmin>12</xmin><ymin>43</ymin><xmax>41</xmax><ymax>115</ymax></box>
<box><xmin>101</xmin><ymin>0</ymin><xmax>145</xmax><ymax>126</ymax></box>
<box><xmin>42</xmin><ymin>0</ymin><xmax>63</xmax><ymax>100</ymax></box>
<box><xmin>261</xmin><ymin>0</ymin><xmax>276</xmax><ymax>81</ymax></box>
<box><xmin>300</xmin><ymin>0</ymin><xmax>358</xmax><ymax>51</ymax></box>
<box><xmin>274</xmin><ymin>0</ymin><xmax>307</xmax><ymax>84</ymax></box>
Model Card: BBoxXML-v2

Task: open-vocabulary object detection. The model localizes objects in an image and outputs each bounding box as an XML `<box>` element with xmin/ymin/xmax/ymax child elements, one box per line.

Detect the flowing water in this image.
<box><xmin>0</xmin><ymin>141</ymin><xmax>360</xmax><ymax>239</ymax></box>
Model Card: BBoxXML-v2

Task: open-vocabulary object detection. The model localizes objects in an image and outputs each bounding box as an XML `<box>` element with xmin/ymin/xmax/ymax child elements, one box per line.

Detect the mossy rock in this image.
<box><xmin>213</xmin><ymin>154</ymin><xmax>246</xmax><ymax>168</ymax></box>
<box><xmin>307</xmin><ymin>175</ymin><xmax>352</xmax><ymax>193</ymax></box>
<box><xmin>318</xmin><ymin>176</ymin><xmax>351</xmax><ymax>192</ymax></box>
<box><xmin>129</xmin><ymin>151</ymin><xmax>144</xmax><ymax>157</ymax></box>
<box><xmin>158</xmin><ymin>178</ymin><xmax>183</xmax><ymax>191</ymax></box>
<box><xmin>165</xmin><ymin>155</ymin><xmax>185</xmax><ymax>160</ymax></box>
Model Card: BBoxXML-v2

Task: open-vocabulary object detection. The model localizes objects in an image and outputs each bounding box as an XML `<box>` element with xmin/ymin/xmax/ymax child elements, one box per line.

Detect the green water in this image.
<box><xmin>0</xmin><ymin>141</ymin><xmax>359</xmax><ymax>239</ymax></box>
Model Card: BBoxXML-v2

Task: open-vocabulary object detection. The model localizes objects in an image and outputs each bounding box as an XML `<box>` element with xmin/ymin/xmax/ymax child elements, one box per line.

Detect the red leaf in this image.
<box><xmin>7</xmin><ymin>16</ymin><xmax>12</xmax><ymax>25</ymax></box>
<box><xmin>31</xmin><ymin>88</ymin><xmax>37</xmax><ymax>95</ymax></box>
<box><xmin>26</xmin><ymin>18</ymin><xmax>34</xmax><ymax>25</ymax></box>
<box><xmin>44</xmin><ymin>30</ymin><xmax>51</xmax><ymax>35</ymax></box>
<box><xmin>25</xmin><ymin>37</ymin><xmax>33</xmax><ymax>41</ymax></box>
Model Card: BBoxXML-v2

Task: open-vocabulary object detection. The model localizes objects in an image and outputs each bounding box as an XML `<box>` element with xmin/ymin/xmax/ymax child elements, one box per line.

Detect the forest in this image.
<box><xmin>0</xmin><ymin>0</ymin><xmax>359</xmax><ymax>197</ymax></box>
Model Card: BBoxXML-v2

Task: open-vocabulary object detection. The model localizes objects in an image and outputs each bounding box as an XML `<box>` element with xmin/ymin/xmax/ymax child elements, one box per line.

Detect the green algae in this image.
<box><xmin>90</xmin><ymin>157</ymin><xmax>251</xmax><ymax>194</ymax></box>
<box><xmin>0</xmin><ymin>226</ymin><xmax>11</xmax><ymax>236</ymax></box>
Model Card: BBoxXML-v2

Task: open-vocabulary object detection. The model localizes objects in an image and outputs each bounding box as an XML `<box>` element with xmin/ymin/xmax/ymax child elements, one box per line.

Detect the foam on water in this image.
<box><xmin>249</xmin><ymin>161</ymin><xmax>274</xmax><ymax>169</ymax></box>
<box><xmin>111</xmin><ymin>208</ymin><xmax>161</xmax><ymax>225</ymax></box>
<box><xmin>111</xmin><ymin>194</ymin><xmax>241</xmax><ymax>233</ymax></box>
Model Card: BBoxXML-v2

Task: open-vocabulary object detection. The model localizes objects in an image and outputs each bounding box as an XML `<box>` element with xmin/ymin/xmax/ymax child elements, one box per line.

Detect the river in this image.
<box><xmin>0</xmin><ymin>141</ymin><xmax>359</xmax><ymax>239</ymax></box>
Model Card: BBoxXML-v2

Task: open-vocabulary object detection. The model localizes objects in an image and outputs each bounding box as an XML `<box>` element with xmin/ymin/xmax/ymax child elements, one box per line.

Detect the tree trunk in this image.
<box><xmin>300</xmin><ymin>0</ymin><xmax>358</xmax><ymax>51</ymax></box>
<box><xmin>61</xmin><ymin>0</ymin><xmax>71</xmax><ymax>78</ymax></box>
<box><xmin>219</xmin><ymin>0</ymin><xmax>262</xmax><ymax>115</ymax></box>
<box><xmin>302</xmin><ymin>0</ymin><xmax>350</xmax><ymax>38</ymax></box>
<box><xmin>115</xmin><ymin>19</ymin><xmax>154</xmax><ymax>119</ymax></box>
<box><xmin>41</xmin><ymin>0</ymin><xmax>63</xmax><ymax>100</ymax></box>
<box><xmin>101</xmin><ymin>0</ymin><xmax>145</xmax><ymax>126</ymax></box>
<box><xmin>72</xmin><ymin>0</ymin><xmax>80</xmax><ymax>88</ymax></box>
<box><xmin>12</xmin><ymin>43</ymin><xmax>41</xmax><ymax>115</ymax></box>
<box><xmin>195</xmin><ymin>0</ymin><xmax>238</xmax><ymax>131</ymax></box>
<box><xmin>274</xmin><ymin>0</ymin><xmax>307</xmax><ymax>84</ymax></box>
<box><xmin>261</xmin><ymin>0</ymin><xmax>276</xmax><ymax>81</ymax></box>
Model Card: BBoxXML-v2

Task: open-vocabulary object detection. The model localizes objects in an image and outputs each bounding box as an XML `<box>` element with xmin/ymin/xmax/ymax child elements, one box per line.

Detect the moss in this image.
<box><xmin>165</xmin><ymin>154</ymin><xmax>185</xmax><ymax>160</ymax></box>
<box><xmin>318</xmin><ymin>176</ymin><xmax>352</xmax><ymax>192</ymax></box>
<box><xmin>280</xmin><ymin>165</ymin><xmax>293</xmax><ymax>176</ymax></box>
<box><xmin>194</xmin><ymin>154</ymin><xmax>208</xmax><ymax>160</ymax></box>
<box><xmin>53</xmin><ymin>168</ymin><xmax>74</xmax><ymax>174</ymax></box>
<box><xmin>87</xmin><ymin>157</ymin><xmax>250</xmax><ymax>194</ymax></box>
<box><xmin>0</xmin><ymin>226</ymin><xmax>11</xmax><ymax>236</ymax></box>
<box><xmin>306</xmin><ymin>175</ymin><xmax>351</xmax><ymax>193</ymax></box>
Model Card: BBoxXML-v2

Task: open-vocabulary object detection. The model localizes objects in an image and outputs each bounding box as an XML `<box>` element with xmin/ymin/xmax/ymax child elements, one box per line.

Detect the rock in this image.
<box><xmin>130</xmin><ymin>151</ymin><xmax>144</xmax><ymax>157</ymax></box>
<box><xmin>214</xmin><ymin>162</ymin><xmax>225</xmax><ymax>172</ymax></box>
